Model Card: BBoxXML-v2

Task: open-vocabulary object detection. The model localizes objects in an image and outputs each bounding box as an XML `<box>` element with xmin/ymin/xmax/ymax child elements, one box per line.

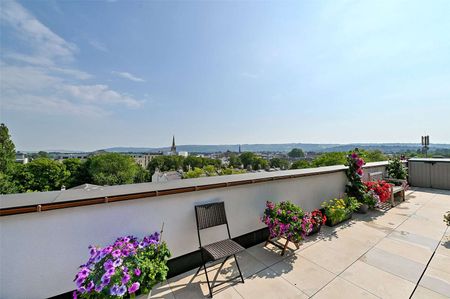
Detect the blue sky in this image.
<box><xmin>1</xmin><ymin>0</ymin><xmax>449</xmax><ymax>151</ymax></box>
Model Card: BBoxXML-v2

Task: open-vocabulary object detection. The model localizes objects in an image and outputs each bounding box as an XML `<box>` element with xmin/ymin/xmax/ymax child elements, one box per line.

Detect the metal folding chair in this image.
<box><xmin>194</xmin><ymin>202</ymin><xmax>245</xmax><ymax>297</ymax></box>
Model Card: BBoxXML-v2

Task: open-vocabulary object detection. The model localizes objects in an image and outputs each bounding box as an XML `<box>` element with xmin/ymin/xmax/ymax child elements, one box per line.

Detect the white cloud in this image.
<box><xmin>0</xmin><ymin>0</ymin><xmax>77</xmax><ymax>64</ymax></box>
<box><xmin>65</xmin><ymin>84</ymin><xmax>143</xmax><ymax>108</ymax></box>
<box><xmin>112</xmin><ymin>71</ymin><xmax>145</xmax><ymax>82</ymax></box>
<box><xmin>0</xmin><ymin>1</ymin><xmax>144</xmax><ymax>117</ymax></box>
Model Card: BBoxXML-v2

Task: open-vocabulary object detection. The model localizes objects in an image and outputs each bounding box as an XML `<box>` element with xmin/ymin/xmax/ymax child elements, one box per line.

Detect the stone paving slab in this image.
<box><xmin>144</xmin><ymin>189</ymin><xmax>450</xmax><ymax>298</ymax></box>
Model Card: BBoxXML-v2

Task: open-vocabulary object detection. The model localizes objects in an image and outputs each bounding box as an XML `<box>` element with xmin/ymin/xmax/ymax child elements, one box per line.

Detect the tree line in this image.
<box><xmin>1</xmin><ymin>123</ymin><xmax>391</xmax><ymax>195</ymax></box>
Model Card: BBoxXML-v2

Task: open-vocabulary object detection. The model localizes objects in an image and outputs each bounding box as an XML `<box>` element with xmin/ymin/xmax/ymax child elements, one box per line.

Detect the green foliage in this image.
<box><xmin>183</xmin><ymin>167</ymin><xmax>205</xmax><ymax>179</ymax></box>
<box><xmin>202</xmin><ymin>165</ymin><xmax>217</xmax><ymax>176</ymax></box>
<box><xmin>444</xmin><ymin>211</ymin><xmax>450</xmax><ymax>226</ymax></box>
<box><xmin>134</xmin><ymin>165</ymin><xmax>150</xmax><ymax>183</ymax></box>
<box><xmin>290</xmin><ymin>160</ymin><xmax>311</xmax><ymax>169</ymax></box>
<box><xmin>269</xmin><ymin>158</ymin><xmax>289</xmax><ymax>169</ymax></box>
<box><xmin>228</xmin><ymin>154</ymin><xmax>242</xmax><ymax>168</ymax></box>
<box><xmin>321</xmin><ymin>197</ymin><xmax>360</xmax><ymax>224</ymax></box>
<box><xmin>87</xmin><ymin>153</ymin><xmax>140</xmax><ymax>186</ymax></box>
<box><xmin>62</xmin><ymin>158</ymin><xmax>87</xmax><ymax>188</ymax></box>
<box><xmin>312</xmin><ymin>152</ymin><xmax>346</xmax><ymax>167</ymax></box>
<box><xmin>386</xmin><ymin>157</ymin><xmax>407</xmax><ymax>180</ymax></box>
<box><xmin>345</xmin><ymin>149</ymin><xmax>367</xmax><ymax>201</ymax></box>
<box><xmin>239</xmin><ymin>152</ymin><xmax>257</xmax><ymax>169</ymax></box>
<box><xmin>288</xmin><ymin>148</ymin><xmax>305</xmax><ymax>158</ymax></box>
<box><xmin>17</xmin><ymin>158</ymin><xmax>70</xmax><ymax>192</ymax></box>
<box><xmin>0</xmin><ymin>123</ymin><xmax>16</xmax><ymax>173</ymax></box>
<box><xmin>361</xmin><ymin>150</ymin><xmax>387</xmax><ymax>162</ymax></box>
<box><xmin>147</xmin><ymin>156</ymin><xmax>184</xmax><ymax>176</ymax></box>
<box><xmin>0</xmin><ymin>171</ymin><xmax>21</xmax><ymax>194</ymax></box>
<box><xmin>135</xmin><ymin>241</ymin><xmax>171</xmax><ymax>294</ymax></box>
<box><xmin>220</xmin><ymin>168</ymin><xmax>246</xmax><ymax>175</ymax></box>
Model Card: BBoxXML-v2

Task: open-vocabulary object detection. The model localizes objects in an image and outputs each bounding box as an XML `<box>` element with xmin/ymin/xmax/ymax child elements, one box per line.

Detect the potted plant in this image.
<box><xmin>304</xmin><ymin>209</ymin><xmax>326</xmax><ymax>235</ymax></box>
<box><xmin>386</xmin><ymin>157</ymin><xmax>408</xmax><ymax>181</ymax></box>
<box><xmin>345</xmin><ymin>149</ymin><xmax>368</xmax><ymax>212</ymax></box>
<box><xmin>73</xmin><ymin>232</ymin><xmax>171</xmax><ymax>298</ymax></box>
<box><xmin>262</xmin><ymin>201</ymin><xmax>311</xmax><ymax>255</ymax></box>
<box><xmin>361</xmin><ymin>190</ymin><xmax>381</xmax><ymax>211</ymax></box>
<box><xmin>364</xmin><ymin>180</ymin><xmax>392</xmax><ymax>203</ymax></box>
<box><xmin>321</xmin><ymin>196</ymin><xmax>360</xmax><ymax>227</ymax></box>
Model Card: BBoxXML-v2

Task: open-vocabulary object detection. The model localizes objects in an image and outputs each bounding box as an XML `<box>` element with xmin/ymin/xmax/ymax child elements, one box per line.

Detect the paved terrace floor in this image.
<box><xmin>141</xmin><ymin>188</ymin><xmax>450</xmax><ymax>299</ymax></box>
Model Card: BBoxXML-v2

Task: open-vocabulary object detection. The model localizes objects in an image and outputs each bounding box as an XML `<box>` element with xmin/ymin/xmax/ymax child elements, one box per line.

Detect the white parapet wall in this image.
<box><xmin>0</xmin><ymin>162</ymin><xmax>388</xmax><ymax>299</ymax></box>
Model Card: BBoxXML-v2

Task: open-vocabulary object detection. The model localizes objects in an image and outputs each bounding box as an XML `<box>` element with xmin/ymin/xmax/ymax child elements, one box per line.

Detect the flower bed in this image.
<box><xmin>364</xmin><ymin>180</ymin><xmax>392</xmax><ymax>203</ymax></box>
<box><xmin>321</xmin><ymin>197</ymin><xmax>360</xmax><ymax>227</ymax></box>
<box><xmin>74</xmin><ymin>232</ymin><xmax>170</xmax><ymax>298</ymax></box>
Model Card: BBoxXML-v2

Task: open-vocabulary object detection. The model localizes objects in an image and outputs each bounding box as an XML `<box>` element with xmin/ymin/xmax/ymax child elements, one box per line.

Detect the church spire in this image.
<box><xmin>171</xmin><ymin>135</ymin><xmax>176</xmax><ymax>153</ymax></box>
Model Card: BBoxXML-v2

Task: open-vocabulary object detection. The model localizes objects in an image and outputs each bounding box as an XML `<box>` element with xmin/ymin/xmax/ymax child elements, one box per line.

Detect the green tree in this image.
<box><xmin>269</xmin><ymin>158</ymin><xmax>290</xmax><ymax>169</ymax></box>
<box><xmin>361</xmin><ymin>150</ymin><xmax>387</xmax><ymax>162</ymax></box>
<box><xmin>228</xmin><ymin>154</ymin><xmax>242</xmax><ymax>168</ymax></box>
<box><xmin>0</xmin><ymin>123</ymin><xmax>16</xmax><ymax>172</ymax></box>
<box><xmin>239</xmin><ymin>152</ymin><xmax>257</xmax><ymax>169</ymax></box>
<box><xmin>312</xmin><ymin>152</ymin><xmax>346</xmax><ymax>167</ymax></box>
<box><xmin>290</xmin><ymin>160</ymin><xmax>312</xmax><ymax>169</ymax></box>
<box><xmin>183</xmin><ymin>167</ymin><xmax>205</xmax><ymax>178</ymax></box>
<box><xmin>134</xmin><ymin>165</ymin><xmax>150</xmax><ymax>183</ymax></box>
<box><xmin>62</xmin><ymin>158</ymin><xmax>88</xmax><ymax>188</ymax></box>
<box><xmin>87</xmin><ymin>153</ymin><xmax>140</xmax><ymax>186</ymax></box>
<box><xmin>203</xmin><ymin>165</ymin><xmax>217</xmax><ymax>176</ymax></box>
<box><xmin>252</xmin><ymin>157</ymin><xmax>269</xmax><ymax>170</ymax></box>
<box><xmin>288</xmin><ymin>148</ymin><xmax>305</xmax><ymax>158</ymax></box>
<box><xmin>18</xmin><ymin>158</ymin><xmax>70</xmax><ymax>192</ymax></box>
<box><xmin>148</xmin><ymin>155</ymin><xmax>184</xmax><ymax>177</ymax></box>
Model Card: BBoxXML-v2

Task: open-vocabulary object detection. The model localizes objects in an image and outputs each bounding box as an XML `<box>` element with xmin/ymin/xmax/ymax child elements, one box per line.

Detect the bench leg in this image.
<box><xmin>402</xmin><ymin>190</ymin><xmax>405</xmax><ymax>201</ymax></box>
<box><xmin>391</xmin><ymin>191</ymin><xmax>394</xmax><ymax>207</ymax></box>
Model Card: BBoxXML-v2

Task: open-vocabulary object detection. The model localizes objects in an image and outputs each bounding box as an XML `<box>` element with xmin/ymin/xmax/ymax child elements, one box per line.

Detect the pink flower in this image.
<box><xmin>357</xmin><ymin>168</ymin><xmax>363</xmax><ymax>176</ymax></box>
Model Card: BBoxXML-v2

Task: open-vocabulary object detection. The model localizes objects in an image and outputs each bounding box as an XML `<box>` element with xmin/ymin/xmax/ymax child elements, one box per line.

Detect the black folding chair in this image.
<box><xmin>194</xmin><ymin>202</ymin><xmax>245</xmax><ymax>297</ymax></box>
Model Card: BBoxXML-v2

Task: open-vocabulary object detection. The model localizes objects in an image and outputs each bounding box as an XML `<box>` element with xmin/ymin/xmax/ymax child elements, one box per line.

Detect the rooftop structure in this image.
<box><xmin>1</xmin><ymin>159</ymin><xmax>449</xmax><ymax>298</ymax></box>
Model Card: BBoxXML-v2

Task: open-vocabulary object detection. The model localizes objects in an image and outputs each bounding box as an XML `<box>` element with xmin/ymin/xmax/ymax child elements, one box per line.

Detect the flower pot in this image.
<box><xmin>356</xmin><ymin>204</ymin><xmax>369</xmax><ymax>214</ymax></box>
<box><xmin>307</xmin><ymin>224</ymin><xmax>322</xmax><ymax>236</ymax></box>
<box><xmin>325</xmin><ymin>212</ymin><xmax>352</xmax><ymax>227</ymax></box>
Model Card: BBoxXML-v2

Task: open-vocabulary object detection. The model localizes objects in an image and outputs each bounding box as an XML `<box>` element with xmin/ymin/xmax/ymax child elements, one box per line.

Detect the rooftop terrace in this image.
<box><xmin>145</xmin><ymin>188</ymin><xmax>450</xmax><ymax>299</ymax></box>
<box><xmin>1</xmin><ymin>159</ymin><xmax>449</xmax><ymax>298</ymax></box>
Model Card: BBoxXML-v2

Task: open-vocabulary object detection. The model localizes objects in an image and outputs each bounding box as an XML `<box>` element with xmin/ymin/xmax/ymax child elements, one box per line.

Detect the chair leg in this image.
<box><xmin>233</xmin><ymin>254</ymin><xmax>245</xmax><ymax>284</ymax></box>
<box><xmin>203</xmin><ymin>263</ymin><xmax>213</xmax><ymax>298</ymax></box>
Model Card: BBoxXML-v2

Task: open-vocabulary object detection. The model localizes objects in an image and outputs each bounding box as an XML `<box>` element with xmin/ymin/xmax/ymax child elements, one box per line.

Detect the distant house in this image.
<box><xmin>152</xmin><ymin>169</ymin><xmax>183</xmax><ymax>183</ymax></box>
<box><xmin>127</xmin><ymin>153</ymin><xmax>162</xmax><ymax>168</ymax></box>
<box><xmin>15</xmin><ymin>152</ymin><xmax>29</xmax><ymax>164</ymax></box>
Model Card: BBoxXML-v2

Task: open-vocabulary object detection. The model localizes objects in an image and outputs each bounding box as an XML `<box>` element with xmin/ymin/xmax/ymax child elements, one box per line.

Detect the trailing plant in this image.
<box><xmin>261</xmin><ymin>201</ymin><xmax>311</xmax><ymax>243</ymax></box>
<box><xmin>386</xmin><ymin>157</ymin><xmax>407</xmax><ymax>180</ymax></box>
<box><xmin>364</xmin><ymin>180</ymin><xmax>392</xmax><ymax>203</ymax></box>
<box><xmin>321</xmin><ymin>197</ymin><xmax>360</xmax><ymax>224</ymax></box>
<box><xmin>345</xmin><ymin>149</ymin><xmax>367</xmax><ymax>201</ymax></box>
<box><xmin>74</xmin><ymin>232</ymin><xmax>170</xmax><ymax>299</ymax></box>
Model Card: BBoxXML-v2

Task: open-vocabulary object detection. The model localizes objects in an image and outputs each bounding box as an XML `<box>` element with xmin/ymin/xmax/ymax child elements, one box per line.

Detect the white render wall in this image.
<box><xmin>0</xmin><ymin>163</ymin><xmax>387</xmax><ymax>299</ymax></box>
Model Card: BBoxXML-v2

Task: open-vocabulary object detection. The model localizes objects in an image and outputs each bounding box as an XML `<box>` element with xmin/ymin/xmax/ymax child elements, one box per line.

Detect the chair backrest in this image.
<box><xmin>195</xmin><ymin>202</ymin><xmax>228</xmax><ymax>230</ymax></box>
<box><xmin>368</xmin><ymin>171</ymin><xmax>383</xmax><ymax>182</ymax></box>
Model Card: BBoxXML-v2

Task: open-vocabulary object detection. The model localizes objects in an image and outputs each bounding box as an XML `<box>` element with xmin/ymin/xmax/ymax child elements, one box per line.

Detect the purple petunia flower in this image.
<box><xmin>134</xmin><ymin>268</ymin><xmax>141</xmax><ymax>276</ymax></box>
<box><xmin>121</xmin><ymin>273</ymin><xmax>130</xmax><ymax>284</ymax></box>
<box><xmin>111</xmin><ymin>249</ymin><xmax>121</xmax><ymax>259</ymax></box>
<box><xmin>73</xmin><ymin>291</ymin><xmax>78</xmax><ymax>299</ymax></box>
<box><xmin>95</xmin><ymin>284</ymin><xmax>104</xmax><ymax>292</ymax></box>
<box><xmin>101</xmin><ymin>273</ymin><xmax>111</xmax><ymax>285</ymax></box>
<box><xmin>113</xmin><ymin>258</ymin><xmax>122</xmax><ymax>268</ymax></box>
<box><xmin>86</xmin><ymin>281</ymin><xmax>94</xmax><ymax>292</ymax></box>
<box><xmin>110</xmin><ymin>284</ymin><xmax>119</xmax><ymax>296</ymax></box>
<box><xmin>75</xmin><ymin>276</ymin><xmax>85</xmax><ymax>288</ymax></box>
<box><xmin>104</xmin><ymin>259</ymin><xmax>114</xmax><ymax>271</ymax></box>
<box><xmin>128</xmin><ymin>282</ymin><xmax>140</xmax><ymax>294</ymax></box>
<box><xmin>117</xmin><ymin>285</ymin><xmax>127</xmax><ymax>296</ymax></box>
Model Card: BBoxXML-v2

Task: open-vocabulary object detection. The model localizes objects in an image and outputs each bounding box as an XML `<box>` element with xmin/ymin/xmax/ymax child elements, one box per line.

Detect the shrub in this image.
<box><xmin>386</xmin><ymin>157</ymin><xmax>407</xmax><ymax>180</ymax></box>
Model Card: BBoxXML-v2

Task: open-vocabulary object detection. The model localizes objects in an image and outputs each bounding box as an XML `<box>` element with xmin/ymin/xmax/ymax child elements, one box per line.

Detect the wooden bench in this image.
<box><xmin>367</xmin><ymin>172</ymin><xmax>407</xmax><ymax>207</ymax></box>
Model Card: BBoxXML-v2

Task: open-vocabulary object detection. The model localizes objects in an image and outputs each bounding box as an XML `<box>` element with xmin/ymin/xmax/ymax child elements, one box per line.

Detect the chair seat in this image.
<box><xmin>393</xmin><ymin>186</ymin><xmax>403</xmax><ymax>193</ymax></box>
<box><xmin>202</xmin><ymin>239</ymin><xmax>245</xmax><ymax>261</ymax></box>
